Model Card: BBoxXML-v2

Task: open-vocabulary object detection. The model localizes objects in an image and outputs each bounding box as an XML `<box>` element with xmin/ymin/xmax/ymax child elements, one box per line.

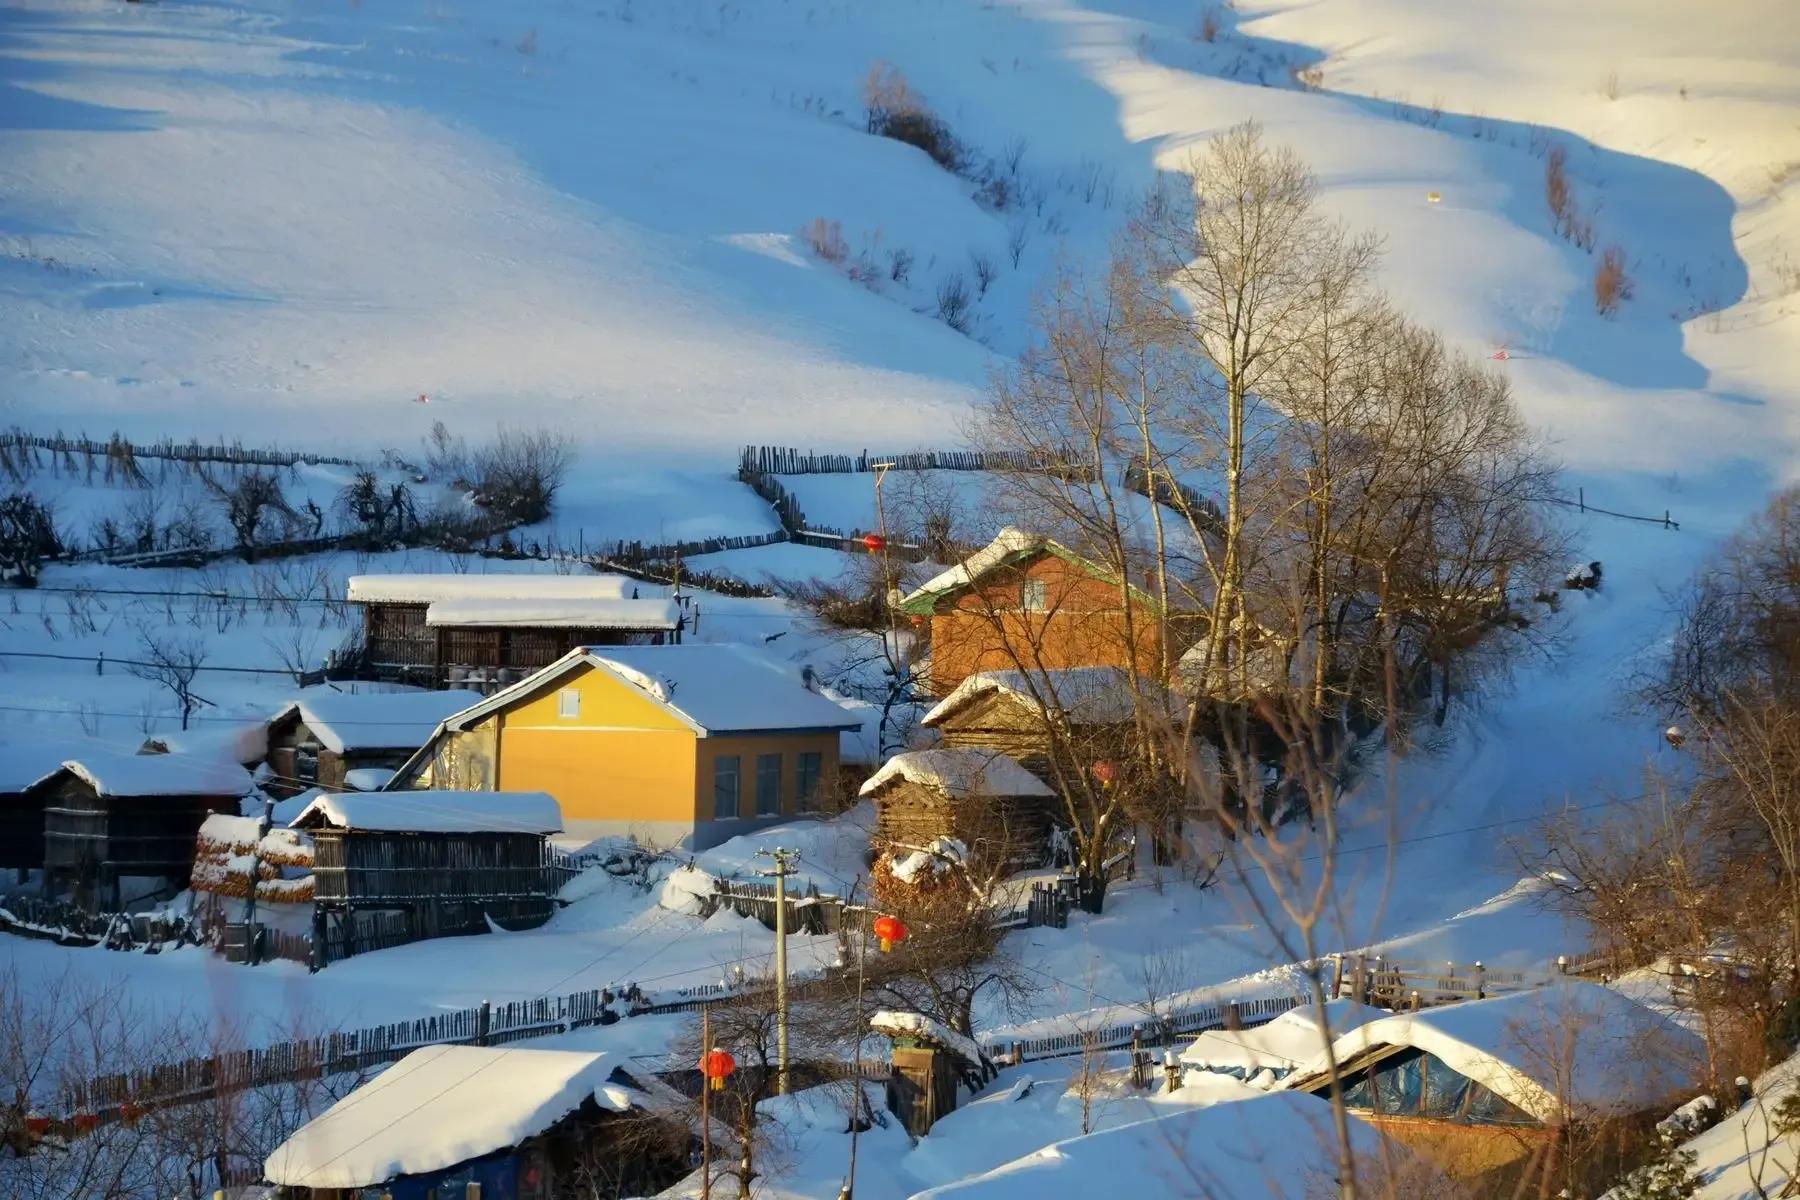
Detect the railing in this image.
<box><xmin>1328</xmin><ymin>953</ymin><xmax>1546</xmax><ymax>1009</ymax></box>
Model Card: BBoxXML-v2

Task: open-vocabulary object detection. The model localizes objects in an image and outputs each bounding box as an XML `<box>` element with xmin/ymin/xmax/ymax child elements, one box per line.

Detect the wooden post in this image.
<box><xmin>1473</xmin><ymin>961</ymin><xmax>1486</xmax><ymax>1000</ymax></box>
<box><xmin>1223</xmin><ymin>1001</ymin><xmax>1242</xmax><ymax>1031</ymax></box>
<box><xmin>700</xmin><ymin>1004</ymin><xmax>712</xmax><ymax>1200</ymax></box>
<box><xmin>1352</xmin><ymin>954</ymin><xmax>1366</xmax><ymax>1005</ymax></box>
<box><xmin>1163</xmin><ymin>1050</ymin><xmax>1180</xmax><ymax>1094</ymax></box>
<box><xmin>1329</xmin><ymin>954</ymin><xmax>1344</xmax><ymax>999</ymax></box>
<box><xmin>477</xmin><ymin>1000</ymin><xmax>491</xmax><ymax>1047</ymax></box>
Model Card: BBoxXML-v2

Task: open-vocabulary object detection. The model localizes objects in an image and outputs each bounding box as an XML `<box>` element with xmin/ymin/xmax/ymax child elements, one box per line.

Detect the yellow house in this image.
<box><xmin>390</xmin><ymin>644</ymin><xmax>862</xmax><ymax>849</ymax></box>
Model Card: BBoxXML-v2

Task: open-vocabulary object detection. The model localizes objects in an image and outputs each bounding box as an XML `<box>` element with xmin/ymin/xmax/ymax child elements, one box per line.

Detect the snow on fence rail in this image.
<box><xmin>984</xmin><ymin>994</ymin><xmax>1307</xmax><ymax>1064</ymax></box>
<box><xmin>55</xmin><ymin>977</ymin><xmax>743</xmax><ymax>1119</ymax></box>
<box><xmin>2</xmin><ymin>427</ymin><xmax>360</xmax><ymax>475</ymax></box>
<box><xmin>740</xmin><ymin>445</ymin><xmax>1080</xmax><ymax>476</ymax></box>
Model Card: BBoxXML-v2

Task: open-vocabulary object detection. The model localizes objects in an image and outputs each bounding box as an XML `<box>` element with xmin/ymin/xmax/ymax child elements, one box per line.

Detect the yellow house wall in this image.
<box><xmin>490</xmin><ymin>663</ymin><xmax>697</xmax><ymax>826</ymax></box>
<box><xmin>694</xmin><ymin>732</ymin><xmax>841</xmax><ymax>822</ymax></box>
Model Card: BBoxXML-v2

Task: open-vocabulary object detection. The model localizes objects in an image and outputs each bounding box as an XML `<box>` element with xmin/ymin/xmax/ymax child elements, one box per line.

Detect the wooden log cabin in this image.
<box><xmin>859</xmin><ymin>748</ymin><xmax>1057</xmax><ymax>870</ymax></box>
<box><xmin>346</xmin><ymin>574</ymin><xmax>684</xmax><ymax>689</ymax></box>
<box><xmin>263</xmin><ymin>687</ymin><xmax>481</xmax><ymax>796</ymax></box>
<box><xmin>264</xmin><ymin>1044</ymin><xmax>687</xmax><ymax>1199</ymax></box>
<box><xmin>920</xmin><ymin>666</ymin><xmax>1182</xmax><ymax>782</ymax></box>
<box><xmin>0</xmin><ymin>736</ymin><xmax>104</xmax><ymax>882</ymax></box>
<box><xmin>291</xmin><ymin>790</ymin><xmax>562</xmax><ymax>964</ymax></box>
<box><xmin>30</xmin><ymin>752</ymin><xmax>253</xmax><ymax>912</ymax></box>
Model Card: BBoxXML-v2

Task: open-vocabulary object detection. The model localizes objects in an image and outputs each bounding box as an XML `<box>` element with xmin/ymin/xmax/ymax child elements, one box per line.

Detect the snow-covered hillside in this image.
<box><xmin>3</xmin><ymin>1</ymin><xmax>1800</xmax><ymax>1194</ymax></box>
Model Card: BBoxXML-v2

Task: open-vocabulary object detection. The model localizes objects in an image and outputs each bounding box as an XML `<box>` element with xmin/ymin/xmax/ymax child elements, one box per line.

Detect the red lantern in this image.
<box><xmin>861</xmin><ymin>533</ymin><xmax>887</xmax><ymax>553</ymax></box>
<box><xmin>699</xmin><ymin>1048</ymin><xmax>736</xmax><ymax>1092</ymax></box>
<box><xmin>24</xmin><ymin>1114</ymin><xmax>50</xmax><ymax>1139</ymax></box>
<box><xmin>909</xmin><ymin>614</ymin><xmax>926</xmax><ymax>629</ymax></box>
<box><xmin>873</xmin><ymin>914</ymin><xmax>908</xmax><ymax>953</ymax></box>
<box><xmin>1091</xmin><ymin>760</ymin><xmax>1119</xmax><ymax>787</ymax></box>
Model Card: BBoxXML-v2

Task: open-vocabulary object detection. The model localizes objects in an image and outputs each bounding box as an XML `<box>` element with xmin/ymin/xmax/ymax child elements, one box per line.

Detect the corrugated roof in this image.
<box><xmin>346</xmin><ymin>574</ymin><xmax>635</xmax><ymax>605</ymax></box>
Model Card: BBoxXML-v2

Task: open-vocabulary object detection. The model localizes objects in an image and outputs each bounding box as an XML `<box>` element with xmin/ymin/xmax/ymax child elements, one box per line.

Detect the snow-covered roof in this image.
<box><xmin>264</xmin><ymin>1045</ymin><xmax>622</xmax><ymax>1188</ymax></box>
<box><xmin>273</xmin><ymin>689</ymin><xmax>483</xmax><ymax>753</ymax></box>
<box><xmin>859</xmin><ymin>748</ymin><xmax>1051</xmax><ymax>799</ymax></box>
<box><xmin>290</xmin><ymin>790</ymin><xmax>562</xmax><ymax>835</ymax></box>
<box><xmin>921</xmin><ymin>666</ymin><xmax>1181</xmax><ymax>727</ymax></box>
<box><xmin>871</xmin><ymin>1010</ymin><xmax>985</xmax><ymax>1068</ymax></box>
<box><xmin>45</xmin><ymin>751</ymin><xmax>253</xmax><ymax>798</ymax></box>
<box><xmin>1180</xmin><ymin>999</ymin><xmax>1378</xmax><ymax>1076</ymax></box>
<box><xmin>342</xmin><ymin>767</ymin><xmax>396</xmax><ymax>792</ymax></box>
<box><xmin>438</xmin><ymin>644</ymin><xmax>863</xmax><ymax>737</ymax></box>
<box><xmin>0</xmin><ymin>736</ymin><xmax>114</xmax><ymax>792</ymax></box>
<box><xmin>139</xmin><ymin>721</ymin><xmax>268</xmax><ymax>766</ymax></box>
<box><xmin>910</xmin><ymin>1092</ymin><xmax>1423</xmax><ymax>1200</ymax></box>
<box><xmin>1283</xmin><ymin>982</ymin><xmax>1704</xmax><ymax>1122</ymax></box>
<box><xmin>346</xmin><ymin>573</ymin><xmax>633</xmax><ymax>605</ymax></box>
<box><xmin>901</xmin><ymin>526</ymin><xmax>1046</xmax><ymax>610</ymax></box>
<box><xmin>423</xmin><ymin>597</ymin><xmax>682</xmax><ymax>630</ymax></box>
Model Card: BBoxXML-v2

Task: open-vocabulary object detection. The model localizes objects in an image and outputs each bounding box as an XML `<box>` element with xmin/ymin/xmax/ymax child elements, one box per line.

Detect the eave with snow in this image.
<box><xmin>345</xmin><ymin>572</ymin><xmax>683</xmax><ymax>691</ymax></box>
<box><xmin>293</xmin><ymin>790</ymin><xmax>563</xmax><ymax>964</ymax></box>
<box><xmin>263</xmin><ymin>687</ymin><xmax>483</xmax><ymax>797</ymax></box>
<box><xmin>388</xmin><ymin>644</ymin><xmax>864</xmax><ymax>849</ymax></box>
<box><xmin>861</xmin><ymin>748</ymin><xmax>1058</xmax><ymax>871</ymax></box>
<box><xmin>263</xmin><ymin>1044</ymin><xmax>672</xmax><ymax>1197</ymax></box>
<box><xmin>1280</xmin><ymin>983</ymin><xmax>1705</xmax><ymax>1180</ymax></box>
<box><xmin>895</xmin><ymin>528</ymin><xmax>1181</xmax><ymax>699</ymax></box>
<box><xmin>25</xmin><ymin>751</ymin><xmax>254</xmax><ymax>913</ymax></box>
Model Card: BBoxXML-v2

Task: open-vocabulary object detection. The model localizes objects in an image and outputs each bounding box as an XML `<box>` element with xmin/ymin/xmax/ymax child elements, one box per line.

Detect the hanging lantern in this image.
<box><xmin>1091</xmin><ymin>760</ymin><xmax>1119</xmax><ymax>788</ymax></box>
<box><xmin>1665</xmin><ymin>725</ymin><xmax>1685</xmax><ymax>749</ymax></box>
<box><xmin>861</xmin><ymin>532</ymin><xmax>888</xmax><ymax>554</ymax></box>
<box><xmin>24</xmin><ymin>1114</ymin><xmax>50</xmax><ymax>1140</ymax></box>
<box><xmin>873</xmin><ymin>913</ymin><xmax>908</xmax><ymax>953</ymax></box>
<box><xmin>699</xmin><ymin>1048</ymin><xmax>736</xmax><ymax>1092</ymax></box>
<box><xmin>909</xmin><ymin>613</ymin><xmax>926</xmax><ymax>629</ymax></box>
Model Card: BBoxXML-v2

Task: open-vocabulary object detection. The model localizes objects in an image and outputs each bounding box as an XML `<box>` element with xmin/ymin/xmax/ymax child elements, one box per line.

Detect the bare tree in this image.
<box><xmin>212</xmin><ymin>471</ymin><xmax>291</xmax><ymax>561</ymax></box>
<box><xmin>0</xmin><ymin>494</ymin><xmax>61</xmax><ymax>586</ymax></box>
<box><xmin>128</xmin><ymin>628</ymin><xmax>208</xmax><ymax>730</ymax></box>
<box><xmin>471</xmin><ymin>426</ymin><xmax>575</xmax><ymax>525</ymax></box>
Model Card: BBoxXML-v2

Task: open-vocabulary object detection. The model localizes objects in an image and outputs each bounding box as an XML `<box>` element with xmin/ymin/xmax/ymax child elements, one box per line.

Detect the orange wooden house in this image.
<box><xmin>898</xmin><ymin>528</ymin><xmax>1178</xmax><ymax>698</ymax></box>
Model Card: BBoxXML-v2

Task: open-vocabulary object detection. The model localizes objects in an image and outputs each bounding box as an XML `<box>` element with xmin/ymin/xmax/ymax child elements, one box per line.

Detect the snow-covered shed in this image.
<box><xmin>29</xmin><ymin>751</ymin><xmax>253</xmax><ymax>912</ymax></box>
<box><xmin>392</xmin><ymin>644</ymin><xmax>863</xmax><ymax>849</ymax></box>
<box><xmin>861</xmin><ymin>748</ymin><xmax>1057</xmax><ymax>871</ymax></box>
<box><xmin>263</xmin><ymin>1044</ymin><xmax>683</xmax><ymax>1198</ymax></box>
<box><xmin>1282</xmin><ymin>982</ymin><xmax>1705</xmax><ymax>1182</ymax></box>
<box><xmin>1180</xmin><ymin>999</ymin><xmax>1379</xmax><ymax>1088</ymax></box>
<box><xmin>908</xmin><ymin>1091</ymin><xmax>1437</xmax><ymax>1200</ymax></box>
<box><xmin>291</xmin><ymin>790</ymin><xmax>563</xmax><ymax>964</ymax></box>
<box><xmin>0</xmin><ymin>735</ymin><xmax>112</xmax><ymax>873</ymax></box>
<box><xmin>346</xmin><ymin>572</ymin><xmax>682</xmax><ymax>689</ymax></box>
<box><xmin>263</xmin><ymin>687</ymin><xmax>482</xmax><ymax>795</ymax></box>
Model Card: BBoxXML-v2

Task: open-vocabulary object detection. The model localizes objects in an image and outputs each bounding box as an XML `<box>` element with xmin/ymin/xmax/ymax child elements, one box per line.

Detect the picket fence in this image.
<box><xmin>740</xmin><ymin>445</ymin><xmax>1078</xmax><ymax>477</ymax></box>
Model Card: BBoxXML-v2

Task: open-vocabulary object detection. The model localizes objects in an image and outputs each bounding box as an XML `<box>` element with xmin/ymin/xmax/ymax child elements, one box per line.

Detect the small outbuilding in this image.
<box><xmin>291</xmin><ymin>790</ymin><xmax>562</xmax><ymax>964</ymax></box>
<box><xmin>860</xmin><ymin>748</ymin><xmax>1056</xmax><ymax>870</ymax></box>
<box><xmin>1282</xmin><ymin>982</ymin><xmax>1704</xmax><ymax>1186</ymax></box>
<box><xmin>0</xmin><ymin>736</ymin><xmax>108</xmax><ymax>879</ymax></box>
<box><xmin>263</xmin><ymin>688</ymin><xmax>482</xmax><ymax>796</ymax></box>
<box><xmin>264</xmin><ymin>1044</ymin><xmax>685</xmax><ymax>1199</ymax></box>
<box><xmin>1179</xmin><ymin>999</ymin><xmax>1377</xmax><ymax>1089</ymax></box>
<box><xmin>31</xmin><ymin>752</ymin><xmax>253</xmax><ymax>912</ymax></box>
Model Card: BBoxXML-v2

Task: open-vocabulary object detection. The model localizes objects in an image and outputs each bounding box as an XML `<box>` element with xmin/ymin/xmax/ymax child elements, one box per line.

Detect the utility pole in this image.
<box><xmin>871</xmin><ymin>461</ymin><xmax>905</xmax><ymax>757</ymax></box>
<box><xmin>840</xmin><ymin>880</ymin><xmax>870</xmax><ymax>1200</ymax></box>
<box><xmin>700</xmin><ymin>1004</ymin><xmax>713</xmax><ymax>1200</ymax></box>
<box><xmin>242</xmin><ymin>794</ymin><xmax>275</xmax><ymax>966</ymax></box>
<box><xmin>756</xmin><ymin>847</ymin><xmax>799</xmax><ymax>1093</ymax></box>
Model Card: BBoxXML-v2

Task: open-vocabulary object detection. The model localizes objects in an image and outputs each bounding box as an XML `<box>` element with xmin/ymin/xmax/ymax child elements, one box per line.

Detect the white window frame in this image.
<box><xmin>557</xmin><ymin>687</ymin><xmax>581</xmax><ymax>719</ymax></box>
<box><xmin>1022</xmin><ymin>578</ymin><xmax>1048</xmax><ymax>613</ymax></box>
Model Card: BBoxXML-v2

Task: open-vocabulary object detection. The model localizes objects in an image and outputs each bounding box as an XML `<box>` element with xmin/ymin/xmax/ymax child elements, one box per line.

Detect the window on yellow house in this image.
<box><xmin>713</xmin><ymin>756</ymin><xmax>740</xmax><ymax>820</ymax></box>
<box><xmin>558</xmin><ymin>687</ymin><xmax>581</xmax><ymax>719</ymax></box>
<box><xmin>796</xmin><ymin>752</ymin><xmax>823</xmax><ymax>810</ymax></box>
<box><xmin>755</xmin><ymin>754</ymin><xmax>782</xmax><ymax>816</ymax></box>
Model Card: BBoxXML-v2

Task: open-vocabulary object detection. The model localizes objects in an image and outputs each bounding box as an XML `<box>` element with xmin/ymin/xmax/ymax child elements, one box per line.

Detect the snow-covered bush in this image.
<box><xmin>1597</xmin><ymin>244</ymin><xmax>1634</xmax><ymax>315</ymax></box>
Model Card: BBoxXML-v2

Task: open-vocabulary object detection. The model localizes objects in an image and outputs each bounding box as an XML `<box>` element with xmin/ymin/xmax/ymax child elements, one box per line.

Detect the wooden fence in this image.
<box><xmin>2</xmin><ymin>427</ymin><xmax>359</xmax><ymax>478</ymax></box>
